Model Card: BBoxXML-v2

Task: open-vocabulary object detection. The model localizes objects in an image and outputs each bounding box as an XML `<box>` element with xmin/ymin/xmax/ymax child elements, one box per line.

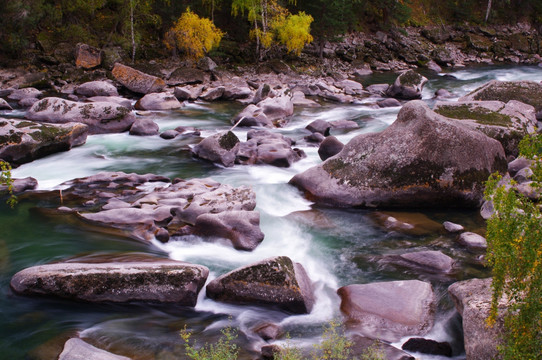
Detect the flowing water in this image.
<box><xmin>2</xmin><ymin>65</ymin><xmax>542</xmax><ymax>359</ymax></box>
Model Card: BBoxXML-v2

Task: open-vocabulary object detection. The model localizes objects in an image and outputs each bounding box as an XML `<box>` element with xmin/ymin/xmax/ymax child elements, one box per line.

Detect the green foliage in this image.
<box><xmin>165</xmin><ymin>8</ymin><xmax>224</xmax><ymax>60</ymax></box>
<box><xmin>484</xmin><ymin>133</ymin><xmax>542</xmax><ymax>360</ymax></box>
<box><xmin>360</xmin><ymin>342</ymin><xmax>387</xmax><ymax>360</ymax></box>
<box><xmin>0</xmin><ymin>160</ymin><xmax>17</xmax><ymax>208</ymax></box>
<box><xmin>275</xmin><ymin>12</ymin><xmax>314</xmax><ymax>55</ymax></box>
<box><xmin>181</xmin><ymin>325</ymin><xmax>239</xmax><ymax>360</ymax></box>
<box><xmin>310</xmin><ymin>319</ymin><xmax>353</xmax><ymax>360</ymax></box>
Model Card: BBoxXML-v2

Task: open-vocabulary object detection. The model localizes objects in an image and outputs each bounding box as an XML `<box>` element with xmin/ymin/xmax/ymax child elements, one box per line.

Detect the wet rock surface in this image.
<box><xmin>206</xmin><ymin>256</ymin><xmax>315</xmax><ymax>314</ymax></box>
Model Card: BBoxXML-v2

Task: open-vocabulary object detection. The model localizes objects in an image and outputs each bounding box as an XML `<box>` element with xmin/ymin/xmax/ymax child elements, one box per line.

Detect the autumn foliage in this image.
<box><xmin>164</xmin><ymin>8</ymin><xmax>224</xmax><ymax>60</ymax></box>
<box><xmin>275</xmin><ymin>11</ymin><xmax>313</xmax><ymax>55</ymax></box>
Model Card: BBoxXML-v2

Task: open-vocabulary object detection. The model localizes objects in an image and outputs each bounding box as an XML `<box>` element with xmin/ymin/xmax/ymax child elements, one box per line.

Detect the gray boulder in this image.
<box><xmin>8</xmin><ymin>87</ymin><xmax>42</xmax><ymax>101</ymax></box>
<box><xmin>206</xmin><ymin>256</ymin><xmax>315</xmax><ymax>314</ymax></box>
<box><xmin>59</xmin><ymin>338</ymin><xmax>131</xmax><ymax>360</ymax></box>
<box><xmin>200</xmin><ymin>86</ymin><xmax>225</xmax><ymax>101</ymax></box>
<box><xmin>0</xmin><ymin>118</ymin><xmax>88</xmax><ymax>165</ymax></box>
<box><xmin>87</xmin><ymin>96</ymin><xmax>132</xmax><ymax>109</ymax></box>
<box><xmin>191</xmin><ymin>131</ymin><xmax>240</xmax><ymax>167</ymax></box>
<box><xmin>443</xmin><ymin>221</ymin><xmax>464</xmax><ymax>233</ymax></box>
<box><xmin>10</xmin><ymin>258</ymin><xmax>209</xmax><ymax>306</ymax></box>
<box><xmin>448</xmin><ymin>278</ymin><xmax>505</xmax><ymax>360</ymax></box>
<box><xmin>386</xmin><ymin>70</ymin><xmax>428</xmax><ymax>100</ymax></box>
<box><xmin>456</xmin><ymin>232</ymin><xmax>487</xmax><ymax>251</ymax></box>
<box><xmin>239</xmin><ymin>129</ymin><xmax>305</xmax><ymax>167</ymax></box>
<box><xmin>27</xmin><ymin>97</ymin><xmax>135</xmax><ymax>134</ymax></box>
<box><xmin>231</xmin><ymin>104</ymin><xmax>272</xmax><ymax>128</ymax></box>
<box><xmin>194</xmin><ymin>210</ymin><xmax>264</xmax><ymax>251</ymax></box>
<box><xmin>459</xmin><ymin>80</ymin><xmax>542</xmax><ymax>111</ymax></box>
<box><xmin>75</xmin><ymin>81</ymin><xmax>119</xmax><ymax>97</ymax></box>
<box><xmin>112</xmin><ymin>63</ymin><xmax>166</xmax><ymax>94</ymax></box>
<box><xmin>197</xmin><ymin>56</ymin><xmax>217</xmax><ymax>71</ymax></box>
<box><xmin>290</xmin><ymin>101</ymin><xmax>507</xmax><ymax>208</ymax></box>
<box><xmin>256</xmin><ymin>95</ymin><xmax>294</xmax><ymax>125</ymax></box>
<box><xmin>134</xmin><ymin>92</ymin><xmax>183</xmax><ymax>110</ymax></box>
<box><xmin>338</xmin><ymin>280</ymin><xmax>435</xmax><ymax>342</ymax></box>
<box><xmin>129</xmin><ymin>118</ymin><xmax>159</xmax><ymax>136</ymax></box>
<box><xmin>174</xmin><ymin>86</ymin><xmax>203</xmax><ymax>101</ymax></box>
<box><xmin>433</xmin><ymin>100</ymin><xmax>538</xmax><ymax>156</ymax></box>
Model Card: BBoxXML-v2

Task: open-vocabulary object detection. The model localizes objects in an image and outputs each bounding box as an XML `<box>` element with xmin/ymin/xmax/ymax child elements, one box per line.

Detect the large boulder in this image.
<box><xmin>194</xmin><ymin>210</ymin><xmax>264</xmax><ymax>251</ymax></box>
<box><xmin>191</xmin><ymin>131</ymin><xmax>240</xmax><ymax>167</ymax></box>
<box><xmin>26</xmin><ymin>97</ymin><xmax>135</xmax><ymax>134</ymax></box>
<box><xmin>289</xmin><ymin>100</ymin><xmax>507</xmax><ymax>208</ymax></box>
<box><xmin>59</xmin><ymin>338</ymin><xmax>131</xmax><ymax>360</ymax></box>
<box><xmin>433</xmin><ymin>100</ymin><xmax>538</xmax><ymax>156</ymax></box>
<box><xmin>448</xmin><ymin>278</ymin><xmax>505</xmax><ymax>360</ymax></box>
<box><xmin>112</xmin><ymin>63</ymin><xmax>166</xmax><ymax>94</ymax></box>
<box><xmin>0</xmin><ymin>118</ymin><xmax>88</xmax><ymax>165</ymax></box>
<box><xmin>231</xmin><ymin>104</ymin><xmax>272</xmax><ymax>128</ymax></box>
<box><xmin>75</xmin><ymin>81</ymin><xmax>119</xmax><ymax>97</ymax></box>
<box><xmin>386</xmin><ymin>70</ymin><xmax>428</xmax><ymax>100</ymax></box>
<box><xmin>206</xmin><ymin>256</ymin><xmax>315</xmax><ymax>314</ymax></box>
<box><xmin>134</xmin><ymin>92</ymin><xmax>183</xmax><ymax>110</ymax></box>
<box><xmin>338</xmin><ymin>280</ymin><xmax>435</xmax><ymax>342</ymax></box>
<box><xmin>256</xmin><ymin>95</ymin><xmax>294</xmax><ymax>125</ymax></box>
<box><xmin>129</xmin><ymin>118</ymin><xmax>159</xmax><ymax>136</ymax></box>
<box><xmin>75</xmin><ymin>43</ymin><xmax>102</xmax><ymax>69</ymax></box>
<box><xmin>10</xmin><ymin>257</ymin><xmax>209</xmax><ymax>306</ymax></box>
<box><xmin>459</xmin><ymin>80</ymin><xmax>542</xmax><ymax>111</ymax></box>
<box><xmin>167</xmin><ymin>67</ymin><xmax>206</xmax><ymax>86</ymax></box>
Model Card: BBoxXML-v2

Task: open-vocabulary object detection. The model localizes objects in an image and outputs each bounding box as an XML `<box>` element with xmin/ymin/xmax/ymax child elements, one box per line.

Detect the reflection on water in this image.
<box><xmin>3</xmin><ymin>65</ymin><xmax>541</xmax><ymax>359</ymax></box>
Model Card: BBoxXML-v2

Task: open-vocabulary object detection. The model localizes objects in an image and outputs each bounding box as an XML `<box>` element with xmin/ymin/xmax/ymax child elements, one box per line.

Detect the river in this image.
<box><xmin>2</xmin><ymin>65</ymin><xmax>542</xmax><ymax>359</ymax></box>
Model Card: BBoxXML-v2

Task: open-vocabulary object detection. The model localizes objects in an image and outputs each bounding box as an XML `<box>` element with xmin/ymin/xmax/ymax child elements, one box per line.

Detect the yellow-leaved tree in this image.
<box><xmin>274</xmin><ymin>11</ymin><xmax>313</xmax><ymax>56</ymax></box>
<box><xmin>165</xmin><ymin>8</ymin><xmax>224</xmax><ymax>60</ymax></box>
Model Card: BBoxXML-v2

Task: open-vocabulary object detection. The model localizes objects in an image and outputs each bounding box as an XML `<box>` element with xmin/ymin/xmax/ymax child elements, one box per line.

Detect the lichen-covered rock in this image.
<box><xmin>448</xmin><ymin>278</ymin><xmax>505</xmax><ymax>360</ymax></box>
<box><xmin>290</xmin><ymin>100</ymin><xmax>507</xmax><ymax>208</ymax></box>
<box><xmin>134</xmin><ymin>92</ymin><xmax>183</xmax><ymax>110</ymax></box>
<box><xmin>433</xmin><ymin>100</ymin><xmax>537</xmax><ymax>156</ymax></box>
<box><xmin>75</xmin><ymin>43</ymin><xmax>102</xmax><ymax>69</ymax></box>
<box><xmin>194</xmin><ymin>210</ymin><xmax>264</xmax><ymax>251</ymax></box>
<box><xmin>112</xmin><ymin>63</ymin><xmax>166</xmax><ymax>94</ymax></box>
<box><xmin>191</xmin><ymin>131</ymin><xmax>240</xmax><ymax>167</ymax></box>
<box><xmin>59</xmin><ymin>338</ymin><xmax>131</xmax><ymax>360</ymax></box>
<box><xmin>459</xmin><ymin>80</ymin><xmax>542</xmax><ymax>111</ymax></box>
<box><xmin>75</xmin><ymin>81</ymin><xmax>119</xmax><ymax>97</ymax></box>
<box><xmin>338</xmin><ymin>280</ymin><xmax>435</xmax><ymax>342</ymax></box>
<box><xmin>10</xmin><ymin>257</ymin><xmax>209</xmax><ymax>306</ymax></box>
<box><xmin>0</xmin><ymin>118</ymin><xmax>88</xmax><ymax>165</ymax></box>
<box><xmin>27</xmin><ymin>97</ymin><xmax>135</xmax><ymax>134</ymax></box>
<box><xmin>386</xmin><ymin>70</ymin><xmax>428</xmax><ymax>100</ymax></box>
<box><xmin>206</xmin><ymin>256</ymin><xmax>314</xmax><ymax>314</ymax></box>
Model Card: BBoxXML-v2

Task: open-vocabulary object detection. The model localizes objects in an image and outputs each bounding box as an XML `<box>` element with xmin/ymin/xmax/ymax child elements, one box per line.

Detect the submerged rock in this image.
<box><xmin>383</xmin><ymin>250</ymin><xmax>456</xmax><ymax>274</ymax></box>
<box><xmin>448</xmin><ymin>278</ymin><xmax>505</xmax><ymax>360</ymax></box>
<box><xmin>27</xmin><ymin>97</ymin><xmax>135</xmax><ymax>134</ymax></box>
<box><xmin>10</xmin><ymin>257</ymin><xmax>209</xmax><ymax>306</ymax></box>
<box><xmin>206</xmin><ymin>256</ymin><xmax>315</xmax><ymax>314</ymax></box>
<box><xmin>290</xmin><ymin>101</ymin><xmax>507</xmax><ymax>208</ymax></box>
<box><xmin>0</xmin><ymin>118</ymin><xmax>88</xmax><ymax>165</ymax></box>
<box><xmin>59</xmin><ymin>338</ymin><xmax>131</xmax><ymax>360</ymax></box>
<box><xmin>338</xmin><ymin>280</ymin><xmax>435</xmax><ymax>342</ymax></box>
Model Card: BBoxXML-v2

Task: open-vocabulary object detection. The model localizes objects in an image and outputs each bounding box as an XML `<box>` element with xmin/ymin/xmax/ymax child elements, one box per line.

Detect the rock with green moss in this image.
<box><xmin>192</xmin><ymin>131</ymin><xmax>240</xmax><ymax>167</ymax></box>
<box><xmin>386</xmin><ymin>70</ymin><xmax>428</xmax><ymax>100</ymax></box>
<box><xmin>289</xmin><ymin>100</ymin><xmax>507</xmax><ymax>208</ymax></box>
<box><xmin>459</xmin><ymin>80</ymin><xmax>542</xmax><ymax>111</ymax></box>
<box><xmin>206</xmin><ymin>256</ymin><xmax>315</xmax><ymax>314</ymax></box>
<box><xmin>26</xmin><ymin>97</ymin><xmax>135</xmax><ymax>134</ymax></box>
<box><xmin>0</xmin><ymin>118</ymin><xmax>88</xmax><ymax>165</ymax></box>
<box><xmin>434</xmin><ymin>100</ymin><xmax>538</xmax><ymax>156</ymax></box>
<box><xmin>10</xmin><ymin>255</ymin><xmax>209</xmax><ymax>306</ymax></box>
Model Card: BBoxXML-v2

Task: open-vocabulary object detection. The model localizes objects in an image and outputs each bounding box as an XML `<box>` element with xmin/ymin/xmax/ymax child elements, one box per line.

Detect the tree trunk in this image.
<box><xmin>485</xmin><ymin>0</ymin><xmax>492</xmax><ymax>23</ymax></box>
<box><xmin>131</xmin><ymin>0</ymin><xmax>136</xmax><ymax>63</ymax></box>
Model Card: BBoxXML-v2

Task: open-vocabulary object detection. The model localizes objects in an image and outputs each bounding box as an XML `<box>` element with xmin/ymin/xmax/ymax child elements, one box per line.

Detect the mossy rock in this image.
<box><xmin>459</xmin><ymin>80</ymin><xmax>542</xmax><ymax>111</ymax></box>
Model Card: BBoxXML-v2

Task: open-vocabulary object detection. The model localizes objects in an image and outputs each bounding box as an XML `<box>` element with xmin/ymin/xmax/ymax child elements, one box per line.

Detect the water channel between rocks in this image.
<box><xmin>2</xmin><ymin>65</ymin><xmax>542</xmax><ymax>359</ymax></box>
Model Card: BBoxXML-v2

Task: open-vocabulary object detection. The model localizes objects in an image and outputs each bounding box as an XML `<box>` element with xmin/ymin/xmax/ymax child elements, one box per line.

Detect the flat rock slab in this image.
<box><xmin>384</xmin><ymin>250</ymin><xmax>455</xmax><ymax>274</ymax></box>
<box><xmin>459</xmin><ymin>80</ymin><xmax>542</xmax><ymax>111</ymax></box>
<box><xmin>59</xmin><ymin>338</ymin><xmax>131</xmax><ymax>360</ymax></box>
<box><xmin>112</xmin><ymin>63</ymin><xmax>166</xmax><ymax>94</ymax></box>
<box><xmin>290</xmin><ymin>100</ymin><xmax>507</xmax><ymax>208</ymax></box>
<box><xmin>27</xmin><ymin>97</ymin><xmax>135</xmax><ymax>134</ymax></box>
<box><xmin>448</xmin><ymin>278</ymin><xmax>505</xmax><ymax>360</ymax></box>
<box><xmin>0</xmin><ymin>118</ymin><xmax>88</xmax><ymax>165</ymax></box>
<box><xmin>206</xmin><ymin>256</ymin><xmax>315</xmax><ymax>314</ymax></box>
<box><xmin>338</xmin><ymin>280</ymin><xmax>435</xmax><ymax>342</ymax></box>
<box><xmin>11</xmin><ymin>259</ymin><xmax>209</xmax><ymax>306</ymax></box>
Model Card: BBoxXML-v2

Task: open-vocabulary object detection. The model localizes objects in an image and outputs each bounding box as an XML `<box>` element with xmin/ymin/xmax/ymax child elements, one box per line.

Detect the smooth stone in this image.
<box><xmin>112</xmin><ymin>63</ymin><xmax>165</xmax><ymax>94</ymax></box>
<box><xmin>318</xmin><ymin>136</ymin><xmax>344</xmax><ymax>161</ymax></box>
<box><xmin>456</xmin><ymin>232</ymin><xmax>487</xmax><ymax>251</ymax></box>
<box><xmin>385</xmin><ymin>250</ymin><xmax>455</xmax><ymax>274</ymax></box>
<box><xmin>443</xmin><ymin>221</ymin><xmax>464</xmax><ymax>233</ymax></box>
<box><xmin>134</xmin><ymin>92</ymin><xmax>183</xmax><ymax>110</ymax></box>
<box><xmin>129</xmin><ymin>118</ymin><xmax>159</xmax><ymax>136</ymax></box>
<box><xmin>75</xmin><ymin>81</ymin><xmax>119</xmax><ymax>97</ymax></box>
<box><xmin>59</xmin><ymin>338</ymin><xmax>131</xmax><ymax>360</ymax></box>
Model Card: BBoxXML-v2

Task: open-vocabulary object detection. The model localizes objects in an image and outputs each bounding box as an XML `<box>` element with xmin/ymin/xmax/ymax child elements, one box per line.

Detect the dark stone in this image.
<box><xmin>378</xmin><ymin>98</ymin><xmax>402</xmax><ymax>108</ymax></box>
<box><xmin>160</xmin><ymin>129</ymin><xmax>180</xmax><ymax>140</ymax></box>
<box><xmin>129</xmin><ymin>118</ymin><xmax>159</xmax><ymax>136</ymax></box>
<box><xmin>318</xmin><ymin>136</ymin><xmax>344</xmax><ymax>161</ymax></box>
<box><xmin>402</xmin><ymin>338</ymin><xmax>453</xmax><ymax>357</ymax></box>
<box><xmin>253</xmin><ymin>323</ymin><xmax>282</xmax><ymax>341</ymax></box>
<box><xmin>167</xmin><ymin>67</ymin><xmax>206</xmax><ymax>86</ymax></box>
<box><xmin>306</xmin><ymin>119</ymin><xmax>331</xmax><ymax>135</ymax></box>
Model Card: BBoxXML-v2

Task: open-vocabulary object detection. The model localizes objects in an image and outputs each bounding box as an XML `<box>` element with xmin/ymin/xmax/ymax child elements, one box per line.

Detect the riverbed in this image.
<box><xmin>2</xmin><ymin>65</ymin><xmax>542</xmax><ymax>359</ymax></box>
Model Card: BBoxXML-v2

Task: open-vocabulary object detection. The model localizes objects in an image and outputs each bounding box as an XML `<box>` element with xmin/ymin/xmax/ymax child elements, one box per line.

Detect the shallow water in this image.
<box><xmin>2</xmin><ymin>65</ymin><xmax>542</xmax><ymax>359</ymax></box>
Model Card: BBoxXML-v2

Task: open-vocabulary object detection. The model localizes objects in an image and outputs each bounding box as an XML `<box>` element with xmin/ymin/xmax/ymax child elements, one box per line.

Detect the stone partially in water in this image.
<box><xmin>134</xmin><ymin>92</ymin><xmax>183</xmax><ymax>111</ymax></box>
<box><xmin>459</xmin><ymin>80</ymin><xmax>542</xmax><ymax>111</ymax></box>
<box><xmin>10</xmin><ymin>257</ymin><xmax>209</xmax><ymax>306</ymax></box>
<box><xmin>386</xmin><ymin>70</ymin><xmax>428</xmax><ymax>100</ymax></box>
<box><xmin>206</xmin><ymin>256</ymin><xmax>315</xmax><ymax>314</ymax></box>
<box><xmin>338</xmin><ymin>280</ymin><xmax>435</xmax><ymax>342</ymax></box>
<box><xmin>456</xmin><ymin>232</ymin><xmax>487</xmax><ymax>251</ymax></box>
<box><xmin>59</xmin><ymin>338</ymin><xmax>130</xmax><ymax>360</ymax></box>
<box><xmin>290</xmin><ymin>100</ymin><xmax>507</xmax><ymax>208</ymax></box>
<box><xmin>191</xmin><ymin>131</ymin><xmax>240</xmax><ymax>167</ymax></box>
<box><xmin>383</xmin><ymin>250</ymin><xmax>456</xmax><ymax>274</ymax></box>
